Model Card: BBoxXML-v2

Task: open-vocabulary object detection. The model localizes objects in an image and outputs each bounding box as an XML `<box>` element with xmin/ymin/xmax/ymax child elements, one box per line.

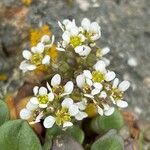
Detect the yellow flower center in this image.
<box><xmin>111</xmin><ymin>88</ymin><xmax>124</xmax><ymax>100</ymax></box>
<box><xmin>92</xmin><ymin>71</ymin><xmax>105</xmax><ymax>83</ymax></box>
<box><xmin>55</xmin><ymin>107</ymin><xmax>71</xmax><ymax>126</ymax></box>
<box><xmin>30</xmin><ymin>53</ymin><xmax>43</xmax><ymax>66</ymax></box>
<box><xmin>52</xmin><ymin>86</ymin><xmax>64</xmax><ymax>95</ymax></box>
<box><xmin>83</xmin><ymin>84</ymin><xmax>91</xmax><ymax>94</ymax></box>
<box><xmin>38</xmin><ymin>95</ymin><xmax>49</xmax><ymax>104</ymax></box>
<box><xmin>70</xmin><ymin>36</ymin><xmax>81</xmax><ymax>47</ymax></box>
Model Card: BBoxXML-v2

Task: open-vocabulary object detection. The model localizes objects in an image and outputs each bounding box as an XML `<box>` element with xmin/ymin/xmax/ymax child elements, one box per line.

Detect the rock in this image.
<box><xmin>0</xmin><ymin>0</ymin><xmax>150</xmax><ymax>122</ymax></box>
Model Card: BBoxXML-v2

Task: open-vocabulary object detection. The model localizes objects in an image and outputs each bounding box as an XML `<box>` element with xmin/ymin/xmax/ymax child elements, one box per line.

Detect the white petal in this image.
<box><xmin>26</xmin><ymin>101</ymin><xmax>38</xmax><ymax>111</ymax></box>
<box><xmin>75</xmin><ymin>111</ymin><xmax>88</xmax><ymax>120</ymax></box>
<box><xmin>42</xmin><ymin>55</ymin><xmax>50</xmax><ymax>65</ymax></box>
<box><xmin>48</xmin><ymin>92</ymin><xmax>54</xmax><ymax>101</ymax></box>
<box><xmin>91</xmin><ymin>88</ymin><xmax>101</xmax><ymax>95</ymax></box>
<box><xmin>75</xmin><ymin>46</ymin><xmax>83</xmax><ymax>54</ymax></box>
<box><xmin>63</xmin><ymin>122</ymin><xmax>73</xmax><ymax>128</ymax></box>
<box><xmin>94</xmin><ymin>60</ymin><xmax>106</xmax><ymax>72</ymax></box>
<box><xmin>97</xmin><ymin>106</ymin><xmax>103</xmax><ymax>116</ymax></box>
<box><xmin>33</xmin><ymin>86</ymin><xmax>39</xmax><ymax>95</ymax></box>
<box><xmin>56</xmin><ymin>47</ymin><xmax>66</xmax><ymax>51</ymax></box>
<box><xmin>90</xmin><ymin>22</ymin><xmax>100</xmax><ymax>33</ymax></box>
<box><xmin>20</xmin><ymin>108</ymin><xmax>31</xmax><ymax>120</ymax></box>
<box><xmin>118</xmin><ymin>81</ymin><xmax>130</xmax><ymax>92</ymax></box>
<box><xmin>83</xmin><ymin>70</ymin><xmax>92</xmax><ymax>79</ymax></box>
<box><xmin>39</xmin><ymin>104</ymin><xmax>48</xmax><ymax>108</ymax></box>
<box><xmin>19</xmin><ymin>61</ymin><xmax>28</xmax><ymax>72</ymax></box>
<box><xmin>102</xmin><ymin>58</ymin><xmax>110</xmax><ymax>66</ymax></box>
<box><xmin>79</xmin><ymin>34</ymin><xmax>85</xmax><ymax>42</ymax></box>
<box><xmin>101</xmin><ymin>47</ymin><xmax>110</xmax><ymax>55</ymax></box>
<box><xmin>41</xmin><ymin>35</ymin><xmax>50</xmax><ymax>43</ymax></box>
<box><xmin>26</xmin><ymin>64</ymin><xmax>36</xmax><ymax>70</ymax></box>
<box><xmin>76</xmin><ymin>74</ymin><xmax>85</xmax><ymax>88</ymax></box>
<box><xmin>81</xmin><ymin>18</ymin><xmax>90</xmax><ymax>31</ymax></box>
<box><xmin>69</xmin><ymin>105</ymin><xmax>79</xmax><ymax>116</ymax></box>
<box><xmin>22</xmin><ymin>50</ymin><xmax>32</xmax><ymax>60</ymax></box>
<box><xmin>39</xmin><ymin>87</ymin><xmax>47</xmax><ymax>95</ymax></box>
<box><xmin>61</xmin><ymin>98</ymin><xmax>73</xmax><ymax>108</ymax></box>
<box><xmin>43</xmin><ymin>116</ymin><xmax>55</xmax><ymax>128</ymax></box>
<box><xmin>36</xmin><ymin>43</ymin><xmax>45</xmax><ymax>53</ymax></box>
<box><xmin>64</xmin><ymin>81</ymin><xmax>74</xmax><ymax>94</ymax></box>
<box><xmin>84</xmin><ymin>94</ymin><xmax>94</xmax><ymax>99</ymax></box>
<box><xmin>46</xmin><ymin>82</ymin><xmax>52</xmax><ymax>92</ymax></box>
<box><xmin>91</xmin><ymin>33</ymin><xmax>101</xmax><ymax>41</ymax></box>
<box><xmin>105</xmin><ymin>71</ymin><xmax>116</xmax><ymax>81</ymax></box>
<box><xmin>31</xmin><ymin>46</ymin><xmax>37</xmax><ymax>53</ymax></box>
<box><xmin>104</xmin><ymin>107</ymin><xmax>115</xmax><ymax>116</ymax></box>
<box><xmin>113</xmin><ymin>78</ymin><xmax>119</xmax><ymax>88</ymax></box>
<box><xmin>30</xmin><ymin>97</ymin><xmax>39</xmax><ymax>105</ymax></box>
<box><xmin>62</xmin><ymin>31</ymin><xmax>70</xmax><ymax>43</ymax></box>
<box><xmin>117</xmin><ymin>100</ymin><xmax>128</xmax><ymax>108</ymax></box>
<box><xmin>99</xmin><ymin>91</ymin><xmax>107</xmax><ymax>98</ymax></box>
<box><xmin>93</xmin><ymin>82</ymin><xmax>103</xmax><ymax>90</ymax></box>
<box><xmin>75</xmin><ymin>101</ymin><xmax>87</xmax><ymax>110</ymax></box>
<box><xmin>51</xmin><ymin>74</ymin><xmax>61</xmax><ymax>87</ymax></box>
<box><xmin>79</xmin><ymin>45</ymin><xmax>91</xmax><ymax>56</ymax></box>
<box><xmin>70</xmin><ymin>27</ymin><xmax>79</xmax><ymax>36</ymax></box>
<box><xmin>58</xmin><ymin>21</ymin><xmax>64</xmax><ymax>31</ymax></box>
<box><xmin>86</xmin><ymin>78</ymin><xmax>93</xmax><ymax>86</ymax></box>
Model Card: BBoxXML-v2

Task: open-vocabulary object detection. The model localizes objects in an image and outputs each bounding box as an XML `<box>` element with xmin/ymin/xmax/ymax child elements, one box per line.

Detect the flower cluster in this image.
<box><xmin>19</xmin><ymin>18</ymin><xmax>130</xmax><ymax>129</ymax></box>
<box><xmin>57</xmin><ymin>18</ymin><xmax>101</xmax><ymax>57</ymax></box>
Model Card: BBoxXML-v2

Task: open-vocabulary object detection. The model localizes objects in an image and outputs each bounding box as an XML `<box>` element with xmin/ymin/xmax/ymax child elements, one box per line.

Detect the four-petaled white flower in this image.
<box><xmin>47</xmin><ymin>74</ymin><xmax>74</xmax><ymax>97</ymax></box>
<box><xmin>19</xmin><ymin>35</ymin><xmax>54</xmax><ymax>72</ymax></box>
<box><xmin>110</xmin><ymin>78</ymin><xmax>130</xmax><ymax>108</ymax></box>
<box><xmin>43</xmin><ymin>98</ymin><xmax>88</xmax><ymax>128</ymax></box>
<box><xmin>81</xmin><ymin>18</ymin><xmax>101</xmax><ymax>41</ymax></box>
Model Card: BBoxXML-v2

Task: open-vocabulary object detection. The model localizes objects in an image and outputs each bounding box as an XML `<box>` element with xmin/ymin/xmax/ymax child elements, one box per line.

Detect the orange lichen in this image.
<box><xmin>22</xmin><ymin>0</ymin><xmax>32</xmax><ymax>6</ymax></box>
<box><xmin>45</xmin><ymin>45</ymin><xmax>58</xmax><ymax>63</ymax></box>
<box><xmin>0</xmin><ymin>74</ymin><xmax>7</xmax><ymax>81</ymax></box>
<box><xmin>30</xmin><ymin>25</ymin><xmax>51</xmax><ymax>46</ymax></box>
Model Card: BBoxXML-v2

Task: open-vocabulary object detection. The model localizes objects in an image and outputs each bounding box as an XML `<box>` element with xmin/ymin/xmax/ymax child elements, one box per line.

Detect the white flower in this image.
<box><xmin>74</xmin><ymin>45</ymin><xmax>91</xmax><ymax>56</ymax></box>
<box><xmin>20</xmin><ymin>34</ymin><xmax>55</xmax><ymax>73</ymax></box>
<box><xmin>48</xmin><ymin>74</ymin><xmax>74</xmax><ymax>97</ymax></box>
<box><xmin>93</xmin><ymin>60</ymin><xmax>116</xmax><ymax>82</ymax></box>
<box><xmin>58</xmin><ymin>19</ymin><xmax>76</xmax><ymax>31</ymax></box>
<box><xmin>111</xmin><ymin>78</ymin><xmax>130</xmax><ymax>108</ymax></box>
<box><xmin>62</xmin><ymin>98</ymin><xmax>87</xmax><ymax>121</ymax></box>
<box><xmin>31</xmin><ymin>85</ymin><xmax>54</xmax><ymax>108</ymax></box>
<box><xmin>81</xmin><ymin>18</ymin><xmax>101</xmax><ymax>41</ymax></box>
<box><xmin>20</xmin><ymin>42</ymin><xmax>51</xmax><ymax>72</ymax></box>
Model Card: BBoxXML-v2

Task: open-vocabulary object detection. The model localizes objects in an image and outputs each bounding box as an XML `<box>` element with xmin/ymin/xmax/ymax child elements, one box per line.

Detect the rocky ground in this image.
<box><xmin>0</xmin><ymin>0</ymin><xmax>150</xmax><ymax>148</ymax></box>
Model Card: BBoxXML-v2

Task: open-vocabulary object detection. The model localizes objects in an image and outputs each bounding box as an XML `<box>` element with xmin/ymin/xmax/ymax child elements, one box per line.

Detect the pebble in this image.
<box><xmin>127</xmin><ymin>57</ymin><xmax>138</xmax><ymax>67</ymax></box>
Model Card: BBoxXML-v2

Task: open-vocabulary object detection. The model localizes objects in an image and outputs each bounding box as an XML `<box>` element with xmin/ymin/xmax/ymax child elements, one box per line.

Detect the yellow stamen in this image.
<box><xmin>111</xmin><ymin>88</ymin><xmax>124</xmax><ymax>100</ymax></box>
<box><xmin>55</xmin><ymin>107</ymin><xmax>71</xmax><ymax>126</ymax></box>
<box><xmin>38</xmin><ymin>95</ymin><xmax>49</xmax><ymax>104</ymax></box>
<box><xmin>30</xmin><ymin>53</ymin><xmax>43</xmax><ymax>66</ymax></box>
<box><xmin>92</xmin><ymin>71</ymin><xmax>105</xmax><ymax>83</ymax></box>
<box><xmin>70</xmin><ymin>36</ymin><xmax>81</xmax><ymax>47</ymax></box>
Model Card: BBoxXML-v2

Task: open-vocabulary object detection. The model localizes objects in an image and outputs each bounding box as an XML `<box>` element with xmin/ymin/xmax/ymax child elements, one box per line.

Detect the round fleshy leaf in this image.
<box><xmin>0</xmin><ymin>120</ymin><xmax>42</xmax><ymax>150</ymax></box>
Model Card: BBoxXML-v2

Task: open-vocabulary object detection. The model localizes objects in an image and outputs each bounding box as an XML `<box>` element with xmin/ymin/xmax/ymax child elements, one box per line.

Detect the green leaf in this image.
<box><xmin>0</xmin><ymin>119</ymin><xmax>42</xmax><ymax>150</ymax></box>
<box><xmin>91</xmin><ymin>109</ymin><xmax>124</xmax><ymax>133</ymax></box>
<box><xmin>66</xmin><ymin>125</ymin><xmax>85</xmax><ymax>144</ymax></box>
<box><xmin>43</xmin><ymin>125</ymin><xmax>61</xmax><ymax>150</ymax></box>
<box><xmin>0</xmin><ymin>100</ymin><xmax>10</xmax><ymax>126</ymax></box>
<box><xmin>91</xmin><ymin>130</ymin><xmax>124</xmax><ymax>150</ymax></box>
